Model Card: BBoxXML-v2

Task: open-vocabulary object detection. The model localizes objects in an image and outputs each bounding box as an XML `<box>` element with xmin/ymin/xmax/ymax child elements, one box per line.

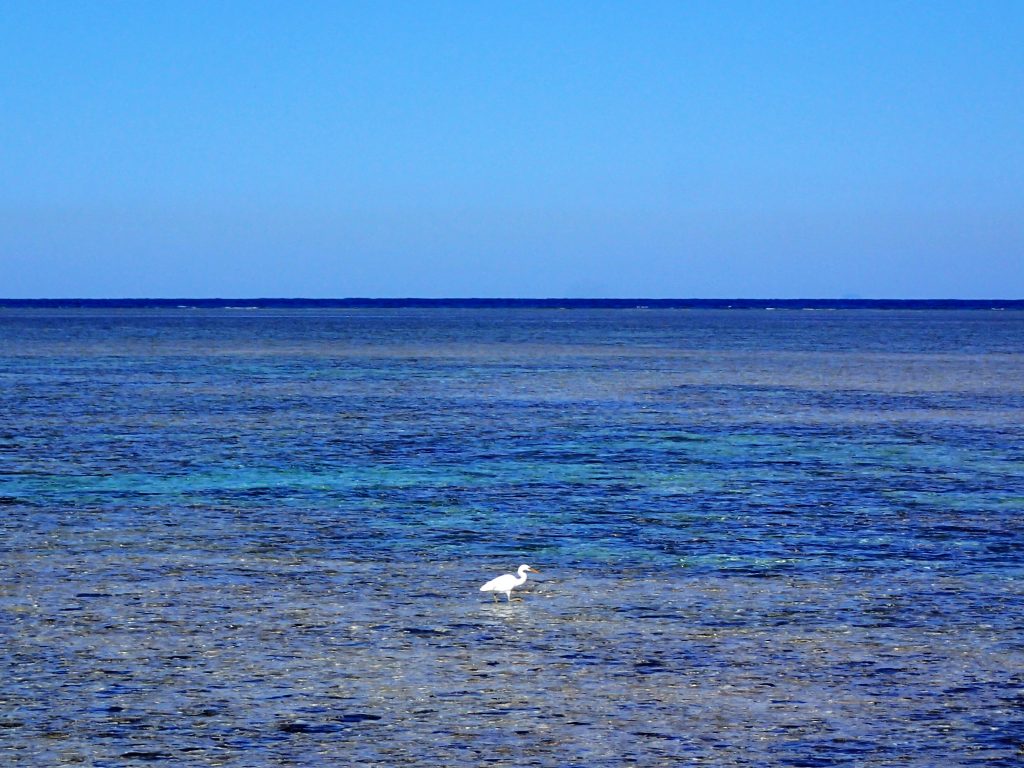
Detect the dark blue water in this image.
<box><xmin>2</xmin><ymin>307</ymin><xmax>1023</xmax><ymax>766</ymax></box>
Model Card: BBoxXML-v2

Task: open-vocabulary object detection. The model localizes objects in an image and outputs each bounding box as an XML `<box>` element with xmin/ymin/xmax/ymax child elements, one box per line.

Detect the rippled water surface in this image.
<box><xmin>2</xmin><ymin>308</ymin><xmax>1023</xmax><ymax>766</ymax></box>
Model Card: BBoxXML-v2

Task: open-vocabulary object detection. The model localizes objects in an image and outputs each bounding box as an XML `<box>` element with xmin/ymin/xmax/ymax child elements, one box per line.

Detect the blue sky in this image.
<box><xmin>1</xmin><ymin>1</ymin><xmax>1021</xmax><ymax>298</ymax></box>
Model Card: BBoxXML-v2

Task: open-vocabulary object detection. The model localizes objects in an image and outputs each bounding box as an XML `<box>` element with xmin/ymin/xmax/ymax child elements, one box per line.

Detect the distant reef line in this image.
<box><xmin>1</xmin><ymin>298</ymin><xmax>1022</xmax><ymax>310</ymax></box>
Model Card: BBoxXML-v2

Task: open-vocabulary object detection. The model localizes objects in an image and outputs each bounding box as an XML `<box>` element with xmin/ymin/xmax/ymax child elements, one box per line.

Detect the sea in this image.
<box><xmin>1</xmin><ymin>300</ymin><xmax>1023</xmax><ymax>767</ymax></box>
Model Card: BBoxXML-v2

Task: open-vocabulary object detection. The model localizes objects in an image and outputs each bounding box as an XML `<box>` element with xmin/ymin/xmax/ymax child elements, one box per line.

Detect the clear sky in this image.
<box><xmin>1</xmin><ymin>1</ymin><xmax>1021</xmax><ymax>298</ymax></box>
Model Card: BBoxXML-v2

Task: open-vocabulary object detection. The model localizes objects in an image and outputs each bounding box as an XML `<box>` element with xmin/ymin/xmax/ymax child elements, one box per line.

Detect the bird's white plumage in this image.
<box><xmin>480</xmin><ymin>564</ymin><xmax>538</xmax><ymax>601</ymax></box>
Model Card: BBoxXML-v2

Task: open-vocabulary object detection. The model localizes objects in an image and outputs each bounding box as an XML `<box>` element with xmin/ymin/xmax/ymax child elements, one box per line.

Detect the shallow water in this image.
<box><xmin>2</xmin><ymin>308</ymin><xmax>1023</xmax><ymax>766</ymax></box>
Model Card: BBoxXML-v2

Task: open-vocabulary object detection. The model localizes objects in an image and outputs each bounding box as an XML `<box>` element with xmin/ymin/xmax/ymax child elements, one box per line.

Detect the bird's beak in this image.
<box><xmin>527</xmin><ymin>566</ymin><xmax>540</xmax><ymax>573</ymax></box>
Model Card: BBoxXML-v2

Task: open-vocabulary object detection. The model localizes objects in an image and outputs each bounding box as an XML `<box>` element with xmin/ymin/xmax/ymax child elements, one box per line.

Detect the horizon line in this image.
<box><xmin>2</xmin><ymin>297</ymin><xmax>1022</xmax><ymax>306</ymax></box>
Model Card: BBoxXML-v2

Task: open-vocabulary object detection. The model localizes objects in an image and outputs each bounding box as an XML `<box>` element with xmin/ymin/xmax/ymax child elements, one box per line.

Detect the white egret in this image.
<box><xmin>480</xmin><ymin>564</ymin><xmax>539</xmax><ymax>602</ymax></box>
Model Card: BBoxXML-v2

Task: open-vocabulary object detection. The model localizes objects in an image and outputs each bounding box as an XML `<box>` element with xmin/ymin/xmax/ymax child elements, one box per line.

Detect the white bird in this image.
<box><xmin>480</xmin><ymin>564</ymin><xmax>539</xmax><ymax>602</ymax></box>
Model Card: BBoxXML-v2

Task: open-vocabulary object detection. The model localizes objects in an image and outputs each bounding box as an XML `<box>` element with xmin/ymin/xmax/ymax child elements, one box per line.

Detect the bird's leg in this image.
<box><xmin>491</xmin><ymin>592</ymin><xmax>498</xmax><ymax>602</ymax></box>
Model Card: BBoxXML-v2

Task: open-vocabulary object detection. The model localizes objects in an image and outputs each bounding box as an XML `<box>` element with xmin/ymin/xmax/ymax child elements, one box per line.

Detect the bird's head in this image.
<box><xmin>519</xmin><ymin>564</ymin><xmax>539</xmax><ymax>575</ymax></box>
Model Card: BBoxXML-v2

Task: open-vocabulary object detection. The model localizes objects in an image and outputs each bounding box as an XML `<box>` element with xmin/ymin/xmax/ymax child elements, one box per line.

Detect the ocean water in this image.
<box><xmin>1</xmin><ymin>307</ymin><xmax>1022</xmax><ymax>766</ymax></box>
